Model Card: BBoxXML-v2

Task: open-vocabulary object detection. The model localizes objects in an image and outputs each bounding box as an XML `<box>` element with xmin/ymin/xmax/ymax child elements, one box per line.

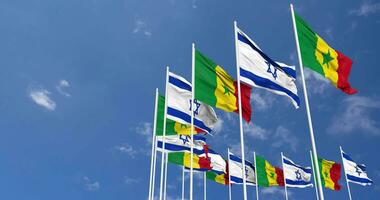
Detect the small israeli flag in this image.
<box><xmin>341</xmin><ymin>150</ymin><xmax>373</xmax><ymax>186</ymax></box>
<box><xmin>283</xmin><ymin>156</ymin><xmax>313</xmax><ymax>188</ymax></box>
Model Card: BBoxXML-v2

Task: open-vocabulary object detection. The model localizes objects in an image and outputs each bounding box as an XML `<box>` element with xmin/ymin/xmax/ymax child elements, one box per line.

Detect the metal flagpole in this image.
<box><xmin>190</xmin><ymin>43</ymin><xmax>195</xmax><ymax>200</ymax></box>
<box><xmin>281</xmin><ymin>152</ymin><xmax>289</xmax><ymax>200</ymax></box>
<box><xmin>152</xmin><ymin>136</ymin><xmax>158</xmax><ymax>200</ymax></box>
<box><xmin>204</xmin><ymin>172</ymin><xmax>207</xmax><ymax>200</ymax></box>
<box><xmin>290</xmin><ymin>4</ymin><xmax>324</xmax><ymax>200</ymax></box>
<box><xmin>148</xmin><ymin>89</ymin><xmax>159</xmax><ymax>200</ymax></box>
<box><xmin>310</xmin><ymin>151</ymin><xmax>320</xmax><ymax>200</ymax></box>
<box><xmin>254</xmin><ymin>151</ymin><xmax>259</xmax><ymax>200</ymax></box>
<box><xmin>228</xmin><ymin>148</ymin><xmax>232</xmax><ymax>200</ymax></box>
<box><xmin>234</xmin><ymin>20</ymin><xmax>248</xmax><ymax>200</ymax></box>
<box><xmin>182</xmin><ymin>166</ymin><xmax>185</xmax><ymax>200</ymax></box>
<box><xmin>340</xmin><ymin>146</ymin><xmax>353</xmax><ymax>200</ymax></box>
<box><xmin>159</xmin><ymin>67</ymin><xmax>170</xmax><ymax>200</ymax></box>
<box><xmin>163</xmin><ymin>153</ymin><xmax>168</xmax><ymax>200</ymax></box>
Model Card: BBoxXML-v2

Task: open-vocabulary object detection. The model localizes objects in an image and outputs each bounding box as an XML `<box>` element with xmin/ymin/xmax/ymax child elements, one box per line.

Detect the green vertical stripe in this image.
<box><xmin>155</xmin><ymin>95</ymin><xmax>176</xmax><ymax>136</ymax></box>
<box><xmin>194</xmin><ymin>50</ymin><xmax>218</xmax><ymax>106</ymax></box>
<box><xmin>206</xmin><ymin>171</ymin><xmax>217</xmax><ymax>180</ymax></box>
<box><xmin>256</xmin><ymin>155</ymin><xmax>270</xmax><ymax>187</ymax></box>
<box><xmin>168</xmin><ymin>152</ymin><xmax>185</xmax><ymax>166</ymax></box>
<box><xmin>318</xmin><ymin>158</ymin><xmax>326</xmax><ymax>187</ymax></box>
<box><xmin>295</xmin><ymin>13</ymin><xmax>325</xmax><ymax>76</ymax></box>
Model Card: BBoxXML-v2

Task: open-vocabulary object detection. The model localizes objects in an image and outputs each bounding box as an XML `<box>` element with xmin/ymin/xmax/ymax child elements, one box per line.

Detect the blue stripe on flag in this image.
<box><xmin>283</xmin><ymin>158</ymin><xmax>312</xmax><ymax>173</ymax></box>
<box><xmin>342</xmin><ymin>152</ymin><xmax>355</xmax><ymax>162</ymax></box>
<box><xmin>281</xmin><ymin>66</ymin><xmax>297</xmax><ymax>79</ymax></box>
<box><xmin>167</xmin><ymin>107</ymin><xmax>212</xmax><ymax>133</ymax></box>
<box><xmin>347</xmin><ymin>174</ymin><xmax>373</xmax><ymax>184</ymax></box>
<box><xmin>157</xmin><ymin>141</ymin><xmax>204</xmax><ymax>154</ymax></box>
<box><xmin>169</xmin><ymin>75</ymin><xmax>191</xmax><ymax>91</ymax></box>
<box><xmin>229</xmin><ymin>154</ymin><xmax>255</xmax><ymax>169</ymax></box>
<box><xmin>240</xmin><ymin>68</ymin><xmax>300</xmax><ymax>106</ymax></box>
<box><xmin>286</xmin><ymin>179</ymin><xmax>312</xmax><ymax>186</ymax></box>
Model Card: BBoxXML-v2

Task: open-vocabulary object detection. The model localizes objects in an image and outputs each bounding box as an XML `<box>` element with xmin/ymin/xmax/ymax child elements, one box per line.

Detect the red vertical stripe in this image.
<box><xmin>330</xmin><ymin>163</ymin><xmax>342</xmax><ymax>190</ymax></box>
<box><xmin>275</xmin><ymin>167</ymin><xmax>285</xmax><ymax>186</ymax></box>
<box><xmin>224</xmin><ymin>160</ymin><xmax>230</xmax><ymax>185</ymax></box>
<box><xmin>336</xmin><ymin>51</ymin><xmax>357</xmax><ymax>95</ymax></box>
<box><xmin>233</xmin><ymin>82</ymin><xmax>252</xmax><ymax>122</ymax></box>
<box><xmin>199</xmin><ymin>145</ymin><xmax>212</xmax><ymax>170</ymax></box>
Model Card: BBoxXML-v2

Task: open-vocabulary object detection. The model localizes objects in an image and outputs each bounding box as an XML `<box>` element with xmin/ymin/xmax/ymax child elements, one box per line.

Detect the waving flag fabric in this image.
<box><xmin>256</xmin><ymin>155</ymin><xmax>284</xmax><ymax>187</ymax></box>
<box><xmin>156</xmin><ymin>135</ymin><xmax>206</xmax><ymax>153</ymax></box>
<box><xmin>198</xmin><ymin>146</ymin><xmax>227</xmax><ymax>174</ymax></box>
<box><xmin>167</xmin><ymin>72</ymin><xmax>218</xmax><ymax>134</ymax></box>
<box><xmin>318</xmin><ymin>158</ymin><xmax>341</xmax><ymax>190</ymax></box>
<box><xmin>168</xmin><ymin>152</ymin><xmax>212</xmax><ymax>170</ymax></box>
<box><xmin>228</xmin><ymin>152</ymin><xmax>255</xmax><ymax>185</ymax></box>
<box><xmin>342</xmin><ymin>150</ymin><xmax>373</xmax><ymax>186</ymax></box>
<box><xmin>236</xmin><ymin>27</ymin><xmax>300</xmax><ymax>108</ymax></box>
<box><xmin>283</xmin><ymin>156</ymin><xmax>313</xmax><ymax>188</ymax></box>
<box><xmin>156</xmin><ymin>95</ymin><xmax>204</xmax><ymax>136</ymax></box>
<box><xmin>294</xmin><ymin>13</ymin><xmax>357</xmax><ymax>94</ymax></box>
<box><xmin>194</xmin><ymin>50</ymin><xmax>252</xmax><ymax>122</ymax></box>
<box><xmin>206</xmin><ymin>171</ymin><xmax>229</xmax><ymax>185</ymax></box>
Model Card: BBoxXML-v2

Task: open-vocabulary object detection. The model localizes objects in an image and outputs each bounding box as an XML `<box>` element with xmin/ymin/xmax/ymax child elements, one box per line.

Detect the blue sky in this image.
<box><xmin>0</xmin><ymin>0</ymin><xmax>379</xmax><ymax>199</ymax></box>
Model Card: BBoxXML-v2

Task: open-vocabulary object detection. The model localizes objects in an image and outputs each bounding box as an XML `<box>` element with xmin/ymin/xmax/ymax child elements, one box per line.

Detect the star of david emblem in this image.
<box><xmin>179</xmin><ymin>135</ymin><xmax>190</xmax><ymax>145</ymax></box>
<box><xmin>355</xmin><ymin>165</ymin><xmax>362</xmax><ymax>176</ymax></box>
<box><xmin>295</xmin><ymin>170</ymin><xmax>302</xmax><ymax>180</ymax></box>
<box><xmin>245</xmin><ymin>167</ymin><xmax>249</xmax><ymax>178</ymax></box>
<box><xmin>265</xmin><ymin>60</ymin><xmax>277</xmax><ymax>79</ymax></box>
<box><xmin>189</xmin><ymin>99</ymin><xmax>201</xmax><ymax>116</ymax></box>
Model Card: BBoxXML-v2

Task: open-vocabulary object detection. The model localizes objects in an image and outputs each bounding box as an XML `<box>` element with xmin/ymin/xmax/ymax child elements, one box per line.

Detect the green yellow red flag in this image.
<box><xmin>256</xmin><ymin>155</ymin><xmax>284</xmax><ymax>187</ymax></box>
<box><xmin>318</xmin><ymin>158</ymin><xmax>341</xmax><ymax>190</ymax></box>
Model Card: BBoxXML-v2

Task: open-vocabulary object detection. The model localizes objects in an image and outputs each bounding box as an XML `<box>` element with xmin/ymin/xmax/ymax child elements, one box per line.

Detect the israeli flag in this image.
<box><xmin>283</xmin><ymin>156</ymin><xmax>313</xmax><ymax>188</ymax></box>
<box><xmin>236</xmin><ymin>27</ymin><xmax>300</xmax><ymax>108</ymax></box>
<box><xmin>342</xmin><ymin>150</ymin><xmax>373</xmax><ymax>186</ymax></box>
<box><xmin>167</xmin><ymin>72</ymin><xmax>218</xmax><ymax>134</ymax></box>
<box><xmin>228</xmin><ymin>152</ymin><xmax>256</xmax><ymax>185</ymax></box>
<box><xmin>156</xmin><ymin>134</ymin><xmax>206</xmax><ymax>153</ymax></box>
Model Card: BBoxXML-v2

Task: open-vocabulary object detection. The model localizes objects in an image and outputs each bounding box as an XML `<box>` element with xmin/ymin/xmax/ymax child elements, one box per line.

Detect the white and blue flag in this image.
<box><xmin>156</xmin><ymin>134</ymin><xmax>206</xmax><ymax>153</ymax></box>
<box><xmin>228</xmin><ymin>152</ymin><xmax>255</xmax><ymax>185</ymax></box>
<box><xmin>342</xmin><ymin>150</ymin><xmax>373</xmax><ymax>186</ymax></box>
<box><xmin>236</xmin><ymin>27</ymin><xmax>300</xmax><ymax>108</ymax></box>
<box><xmin>283</xmin><ymin>156</ymin><xmax>313</xmax><ymax>188</ymax></box>
<box><xmin>167</xmin><ymin>72</ymin><xmax>218</xmax><ymax>134</ymax></box>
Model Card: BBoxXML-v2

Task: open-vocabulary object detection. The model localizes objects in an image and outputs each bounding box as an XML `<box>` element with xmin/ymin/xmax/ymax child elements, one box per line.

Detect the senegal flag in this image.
<box><xmin>168</xmin><ymin>152</ymin><xmax>211</xmax><ymax>170</ymax></box>
<box><xmin>294</xmin><ymin>13</ymin><xmax>357</xmax><ymax>94</ymax></box>
<box><xmin>206</xmin><ymin>171</ymin><xmax>229</xmax><ymax>185</ymax></box>
<box><xmin>195</xmin><ymin>50</ymin><xmax>252</xmax><ymax>122</ymax></box>
<box><xmin>318</xmin><ymin>158</ymin><xmax>341</xmax><ymax>190</ymax></box>
<box><xmin>156</xmin><ymin>95</ymin><xmax>203</xmax><ymax>136</ymax></box>
<box><xmin>256</xmin><ymin>155</ymin><xmax>284</xmax><ymax>187</ymax></box>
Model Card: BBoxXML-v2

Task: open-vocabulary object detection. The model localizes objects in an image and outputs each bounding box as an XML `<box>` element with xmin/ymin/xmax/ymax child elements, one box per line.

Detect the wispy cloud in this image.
<box><xmin>271</xmin><ymin>126</ymin><xmax>298</xmax><ymax>152</ymax></box>
<box><xmin>114</xmin><ymin>143</ymin><xmax>138</xmax><ymax>158</ymax></box>
<box><xmin>244</xmin><ymin>123</ymin><xmax>269</xmax><ymax>140</ymax></box>
<box><xmin>261</xmin><ymin>187</ymin><xmax>292</xmax><ymax>197</ymax></box>
<box><xmin>56</xmin><ymin>79</ymin><xmax>71</xmax><ymax>97</ymax></box>
<box><xmin>191</xmin><ymin>0</ymin><xmax>198</xmax><ymax>9</ymax></box>
<box><xmin>29</xmin><ymin>88</ymin><xmax>56</xmax><ymax>111</ymax></box>
<box><xmin>132</xmin><ymin>19</ymin><xmax>152</xmax><ymax>37</ymax></box>
<box><xmin>251</xmin><ymin>92</ymin><xmax>275</xmax><ymax>111</ymax></box>
<box><xmin>136</xmin><ymin>122</ymin><xmax>153</xmax><ymax>145</ymax></box>
<box><xmin>349</xmin><ymin>1</ymin><xmax>380</xmax><ymax>16</ymax></box>
<box><xmin>328</xmin><ymin>96</ymin><xmax>380</xmax><ymax>135</ymax></box>
<box><xmin>124</xmin><ymin>176</ymin><xmax>141</xmax><ymax>184</ymax></box>
<box><xmin>83</xmin><ymin>176</ymin><xmax>100</xmax><ymax>191</ymax></box>
<box><xmin>302</xmin><ymin>68</ymin><xmax>330</xmax><ymax>95</ymax></box>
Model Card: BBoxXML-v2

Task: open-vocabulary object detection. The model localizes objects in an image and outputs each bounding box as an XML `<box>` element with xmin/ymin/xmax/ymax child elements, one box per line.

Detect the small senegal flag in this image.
<box><xmin>256</xmin><ymin>155</ymin><xmax>284</xmax><ymax>187</ymax></box>
<box><xmin>294</xmin><ymin>13</ymin><xmax>357</xmax><ymax>94</ymax></box>
<box><xmin>206</xmin><ymin>171</ymin><xmax>229</xmax><ymax>185</ymax></box>
<box><xmin>156</xmin><ymin>95</ymin><xmax>203</xmax><ymax>136</ymax></box>
<box><xmin>195</xmin><ymin>50</ymin><xmax>252</xmax><ymax>122</ymax></box>
<box><xmin>318</xmin><ymin>158</ymin><xmax>341</xmax><ymax>190</ymax></box>
<box><xmin>168</xmin><ymin>152</ymin><xmax>211</xmax><ymax>170</ymax></box>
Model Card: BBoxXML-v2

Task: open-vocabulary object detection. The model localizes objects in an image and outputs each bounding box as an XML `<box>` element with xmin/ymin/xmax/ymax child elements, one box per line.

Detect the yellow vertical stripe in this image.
<box><xmin>321</xmin><ymin>159</ymin><xmax>335</xmax><ymax>190</ymax></box>
<box><xmin>215</xmin><ymin>65</ymin><xmax>237</xmax><ymax>112</ymax></box>
<box><xmin>173</xmin><ymin>122</ymin><xmax>197</xmax><ymax>135</ymax></box>
<box><xmin>183</xmin><ymin>152</ymin><xmax>200</xmax><ymax>169</ymax></box>
<box><xmin>315</xmin><ymin>36</ymin><xmax>339</xmax><ymax>86</ymax></box>
<box><xmin>265</xmin><ymin>161</ymin><xmax>278</xmax><ymax>186</ymax></box>
<box><xmin>214</xmin><ymin>173</ymin><xmax>226</xmax><ymax>185</ymax></box>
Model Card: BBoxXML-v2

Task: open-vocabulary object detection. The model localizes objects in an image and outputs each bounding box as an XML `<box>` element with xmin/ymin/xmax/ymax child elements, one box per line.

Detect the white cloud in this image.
<box><xmin>350</xmin><ymin>1</ymin><xmax>380</xmax><ymax>16</ymax></box>
<box><xmin>124</xmin><ymin>177</ymin><xmax>141</xmax><ymax>184</ymax></box>
<box><xmin>136</xmin><ymin>122</ymin><xmax>153</xmax><ymax>136</ymax></box>
<box><xmin>324</xmin><ymin>28</ymin><xmax>333</xmax><ymax>39</ymax></box>
<box><xmin>83</xmin><ymin>176</ymin><xmax>100</xmax><ymax>191</ymax></box>
<box><xmin>328</xmin><ymin>96</ymin><xmax>380</xmax><ymax>135</ymax></box>
<box><xmin>133</xmin><ymin>19</ymin><xmax>152</xmax><ymax>37</ymax></box>
<box><xmin>271</xmin><ymin>126</ymin><xmax>298</xmax><ymax>152</ymax></box>
<box><xmin>302</xmin><ymin>68</ymin><xmax>330</xmax><ymax>95</ymax></box>
<box><xmin>29</xmin><ymin>88</ymin><xmax>56</xmax><ymax>111</ymax></box>
<box><xmin>212</xmin><ymin>118</ymin><xmax>224</xmax><ymax>135</ymax></box>
<box><xmin>115</xmin><ymin>143</ymin><xmax>138</xmax><ymax>158</ymax></box>
<box><xmin>56</xmin><ymin>79</ymin><xmax>71</xmax><ymax>97</ymax></box>
<box><xmin>251</xmin><ymin>92</ymin><xmax>275</xmax><ymax>111</ymax></box>
<box><xmin>261</xmin><ymin>187</ymin><xmax>292</xmax><ymax>197</ymax></box>
<box><xmin>192</xmin><ymin>0</ymin><xmax>198</xmax><ymax>9</ymax></box>
<box><xmin>244</xmin><ymin>123</ymin><xmax>269</xmax><ymax>140</ymax></box>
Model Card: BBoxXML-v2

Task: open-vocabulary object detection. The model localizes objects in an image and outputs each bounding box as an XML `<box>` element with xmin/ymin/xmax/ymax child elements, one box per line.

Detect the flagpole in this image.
<box><xmin>204</xmin><ymin>172</ymin><xmax>207</xmax><ymax>200</ymax></box>
<box><xmin>182</xmin><ymin>166</ymin><xmax>185</xmax><ymax>200</ymax></box>
<box><xmin>340</xmin><ymin>146</ymin><xmax>353</xmax><ymax>200</ymax></box>
<box><xmin>190</xmin><ymin>42</ymin><xmax>195</xmax><ymax>200</ymax></box>
<box><xmin>163</xmin><ymin>153</ymin><xmax>168</xmax><ymax>200</ymax></box>
<box><xmin>159</xmin><ymin>66</ymin><xmax>170</xmax><ymax>200</ymax></box>
<box><xmin>234</xmin><ymin>20</ymin><xmax>248</xmax><ymax>200</ymax></box>
<box><xmin>310</xmin><ymin>150</ymin><xmax>319</xmax><ymax>200</ymax></box>
<box><xmin>254</xmin><ymin>151</ymin><xmax>259</xmax><ymax>200</ymax></box>
<box><xmin>152</xmin><ymin>134</ymin><xmax>158</xmax><ymax>200</ymax></box>
<box><xmin>228</xmin><ymin>148</ymin><xmax>232</xmax><ymax>200</ymax></box>
<box><xmin>281</xmin><ymin>152</ymin><xmax>289</xmax><ymax>200</ymax></box>
<box><xmin>290</xmin><ymin>4</ymin><xmax>324</xmax><ymax>200</ymax></box>
<box><xmin>148</xmin><ymin>88</ymin><xmax>159</xmax><ymax>200</ymax></box>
